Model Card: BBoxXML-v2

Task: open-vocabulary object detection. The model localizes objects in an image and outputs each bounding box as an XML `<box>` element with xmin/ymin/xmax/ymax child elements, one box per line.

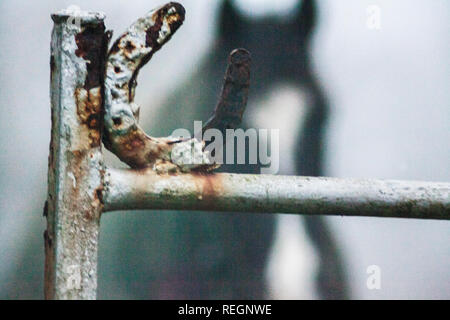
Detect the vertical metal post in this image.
<box><xmin>45</xmin><ymin>9</ymin><xmax>109</xmax><ymax>299</ymax></box>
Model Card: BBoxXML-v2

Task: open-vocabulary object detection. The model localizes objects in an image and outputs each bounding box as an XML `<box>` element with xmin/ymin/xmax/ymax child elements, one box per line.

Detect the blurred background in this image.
<box><xmin>0</xmin><ymin>0</ymin><xmax>449</xmax><ymax>299</ymax></box>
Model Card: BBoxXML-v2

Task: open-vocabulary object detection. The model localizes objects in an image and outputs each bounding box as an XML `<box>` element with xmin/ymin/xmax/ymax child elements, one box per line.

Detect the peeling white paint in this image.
<box><xmin>68</xmin><ymin>172</ymin><xmax>76</xmax><ymax>188</ymax></box>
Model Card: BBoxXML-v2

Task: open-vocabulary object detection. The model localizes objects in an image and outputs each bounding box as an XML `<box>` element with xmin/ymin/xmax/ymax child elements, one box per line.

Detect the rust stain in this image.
<box><xmin>109</xmin><ymin>34</ymin><xmax>125</xmax><ymax>55</ymax></box>
<box><xmin>130</xmin><ymin>138</ymin><xmax>145</xmax><ymax>149</ymax></box>
<box><xmin>89</xmin><ymin>130</ymin><xmax>101</xmax><ymax>147</ymax></box>
<box><xmin>68</xmin><ymin>149</ymin><xmax>85</xmax><ymax>197</ymax></box>
<box><xmin>43</xmin><ymin>200</ymin><xmax>48</xmax><ymax>217</ymax></box>
<box><xmin>84</xmin><ymin>210</ymin><xmax>93</xmax><ymax>220</ymax></box>
<box><xmin>192</xmin><ymin>172</ymin><xmax>224</xmax><ymax>206</ymax></box>
<box><xmin>147</xmin><ymin>3</ymin><xmax>186</xmax><ymax>49</ymax></box>
<box><xmin>74</xmin><ymin>23</ymin><xmax>109</xmax><ymax>151</ymax></box>
<box><xmin>44</xmin><ymin>229</ymin><xmax>54</xmax><ymax>299</ymax></box>
<box><xmin>128</xmin><ymin>3</ymin><xmax>185</xmax><ymax>101</ymax></box>
<box><xmin>50</xmin><ymin>55</ymin><xmax>56</xmax><ymax>82</ymax></box>
<box><xmin>72</xmin><ymin>150</ymin><xmax>83</xmax><ymax>158</ymax></box>
<box><xmin>111</xmin><ymin>129</ymin><xmax>169</xmax><ymax>169</ymax></box>
<box><xmin>124</xmin><ymin>40</ymin><xmax>136</xmax><ymax>54</ymax></box>
<box><xmin>145</xmin><ymin>17</ymin><xmax>164</xmax><ymax>50</ymax></box>
<box><xmin>44</xmin><ymin>229</ymin><xmax>53</xmax><ymax>247</ymax></box>
<box><xmin>166</xmin><ymin>13</ymin><xmax>182</xmax><ymax>25</ymax></box>
<box><xmin>94</xmin><ymin>186</ymin><xmax>104</xmax><ymax>205</ymax></box>
<box><xmin>75</xmin><ymin>87</ymin><xmax>102</xmax><ymax>147</ymax></box>
<box><xmin>75</xmin><ymin>23</ymin><xmax>109</xmax><ymax>90</ymax></box>
<box><xmin>64</xmin><ymin>148</ymin><xmax>104</xmax><ymax>221</ymax></box>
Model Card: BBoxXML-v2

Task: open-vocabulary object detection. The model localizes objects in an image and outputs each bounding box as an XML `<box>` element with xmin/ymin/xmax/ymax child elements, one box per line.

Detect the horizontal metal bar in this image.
<box><xmin>102</xmin><ymin>168</ymin><xmax>450</xmax><ymax>220</ymax></box>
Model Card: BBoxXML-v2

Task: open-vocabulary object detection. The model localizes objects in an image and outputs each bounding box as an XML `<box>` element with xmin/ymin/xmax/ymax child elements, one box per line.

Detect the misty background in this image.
<box><xmin>0</xmin><ymin>0</ymin><xmax>449</xmax><ymax>299</ymax></box>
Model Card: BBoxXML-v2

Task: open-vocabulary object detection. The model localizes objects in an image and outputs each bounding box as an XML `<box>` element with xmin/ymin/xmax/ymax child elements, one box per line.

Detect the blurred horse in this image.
<box><xmin>127</xmin><ymin>0</ymin><xmax>349</xmax><ymax>299</ymax></box>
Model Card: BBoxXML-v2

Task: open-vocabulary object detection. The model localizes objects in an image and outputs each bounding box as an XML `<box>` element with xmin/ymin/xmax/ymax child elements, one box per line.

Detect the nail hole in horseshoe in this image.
<box><xmin>112</xmin><ymin>117</ymin><xmax>122</xmax><ymax>126</ymax></box>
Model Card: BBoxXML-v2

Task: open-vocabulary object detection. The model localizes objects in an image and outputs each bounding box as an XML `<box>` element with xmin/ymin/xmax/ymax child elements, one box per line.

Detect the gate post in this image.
<box><xmin>45</xmin><ymin>9</ymin><xmax>109</xmax><ymax>299</ymax></box>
